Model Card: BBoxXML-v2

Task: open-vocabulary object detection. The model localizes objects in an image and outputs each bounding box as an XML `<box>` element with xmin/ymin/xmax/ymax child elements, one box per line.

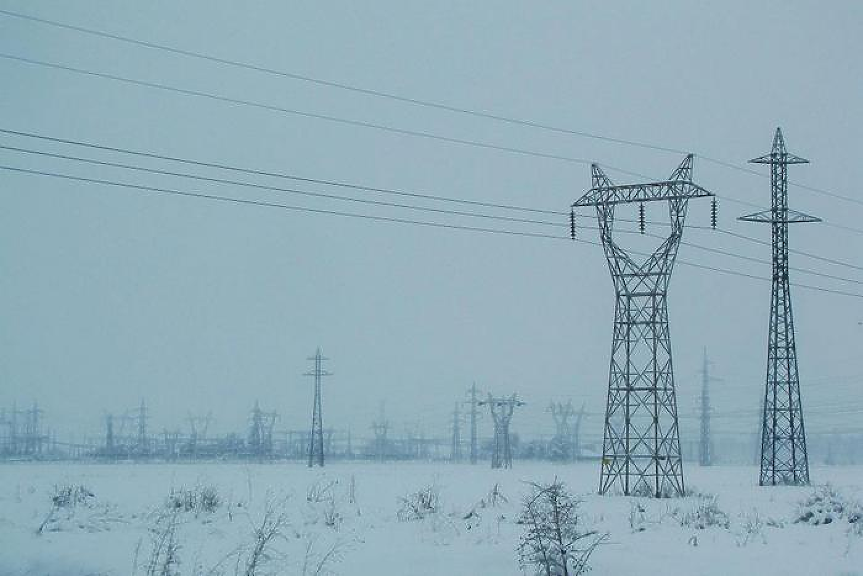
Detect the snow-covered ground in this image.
<box><xmin>1</xmin><ymin>461</ymin><xmax>861</xmax><ymax>575</ymax></box>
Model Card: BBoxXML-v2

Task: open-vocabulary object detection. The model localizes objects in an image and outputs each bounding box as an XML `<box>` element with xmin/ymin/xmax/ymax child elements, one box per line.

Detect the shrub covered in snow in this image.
<box><xmin>397</xmin><ymin>484</ymin><xmax>440</xmax><ymax>521</ymax></box>
<box><xmin>517</xmin><ymin>480</ymin><xmax>606</xmax><ymax>576</ymax></box>
<box><xmin>794</xmin><ymin>485</ymin><xmax>862</xmax><ymax>527</ymax></box>
<box><xmin>51</xmin><ymin>484</ymin><xmax>95</xmax><ymax>509</ymax></box>
<box><xmin>165</xmin><ymin>484</ymin><xmax>221</xmax><ymax>516</ymax></box>
<box><xmin>38</xmin><ymin>484</ymin><xmax>123</xmax><ymax>534</ymax></box>
<box><xmin>671</xmin><ymin>493</ymin><xmax>730</xmax><ymax>530</ymax></box>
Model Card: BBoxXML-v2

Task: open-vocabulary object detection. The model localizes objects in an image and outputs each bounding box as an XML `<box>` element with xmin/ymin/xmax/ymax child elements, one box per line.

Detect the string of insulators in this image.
<box><xmin>569</xmin><ymin>209</ymin><xmax>576</xmax><ymax>240</ymax></box>
<box><xmin>711</xmin><ymin>198</ymin><xmax>718</xmax><ymax>230</ymax></box>
<box><xmin>638</xmin><ymin>202</ymin><xmax>646</xmax><ymax>234</ymax></box>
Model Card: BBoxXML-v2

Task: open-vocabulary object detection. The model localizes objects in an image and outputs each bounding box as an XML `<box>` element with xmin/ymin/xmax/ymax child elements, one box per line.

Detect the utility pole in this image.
<box><xmin>740</xmin><ymin>128</ymin><xmax>817</xmax><ymax>486</ymax></box>
<box><xmin>698</xmin><ymin>348</ymin><xmax>715</xmax><ymax>466</ymax></box>
<box><xmin>450</xmin><ymin>402</ymin><xmax>462</xmax><ymax>462</ymax></box>
<box><xmin>573</xmin><ymin>155</ymin><xmax>715</xmax><ymax>497</ymax></box>
<box><xmin>479</xmin><ymin>393</ymin><xmax>525</xmax><ymax>469</ymax></box>
<box><xmin>305</xmin><ymin>347</ymin><xmax>331</xmax><ymax>467</ymax></box>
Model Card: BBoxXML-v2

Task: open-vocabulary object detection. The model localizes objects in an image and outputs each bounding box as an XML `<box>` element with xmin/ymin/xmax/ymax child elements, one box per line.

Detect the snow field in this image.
<box><xmin>0</xmin><ymin>462</ymin><xmax>862</xmax><ymax>575</ymax></box>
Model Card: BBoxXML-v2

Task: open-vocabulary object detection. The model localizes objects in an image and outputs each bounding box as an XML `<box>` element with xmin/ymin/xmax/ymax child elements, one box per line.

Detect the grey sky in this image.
<box><xmin>0</xmin><ymin>1</ymin><xmax>861</xmax><ymax>446</ymax></box>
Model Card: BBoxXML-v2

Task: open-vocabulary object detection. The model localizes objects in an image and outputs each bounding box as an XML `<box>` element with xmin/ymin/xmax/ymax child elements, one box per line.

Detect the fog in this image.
<box><xmin>1</xmin><ymin>1</ymin><xmax>861</xmax><ymax>461</ymax></box>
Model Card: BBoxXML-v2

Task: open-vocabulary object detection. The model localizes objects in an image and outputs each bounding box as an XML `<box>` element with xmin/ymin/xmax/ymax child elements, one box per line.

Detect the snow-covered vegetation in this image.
<box><xmin>1</xmin><ymin>463</ymin><xmax>863</xmax><ymax>575</ymax></box>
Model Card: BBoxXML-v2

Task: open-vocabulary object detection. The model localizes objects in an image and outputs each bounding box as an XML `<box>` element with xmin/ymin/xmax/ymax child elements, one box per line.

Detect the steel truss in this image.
<box><xmin>574</xmin><ymin>155</ymin><xmax>713</xmax><ymax>497</ymax></box>
<box><xmin>740</xmin><ymin>128</ymin><xmax>818</xmax><ymax>486</ymax></box>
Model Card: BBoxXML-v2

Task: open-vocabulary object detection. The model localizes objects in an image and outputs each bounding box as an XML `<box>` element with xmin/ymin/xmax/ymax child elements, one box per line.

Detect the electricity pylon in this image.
<box><xmin>450</xmin><ymin>402</ymin><xmax>462</xmax><ymax>462</ymax></box>
<box><xmin>573</xmin><ymin>155</ymin><xmax>715</xmax><ymax>497</ymax></box>
<box><xmin>698</xmin><ymin>348</ymin><xmax>719</xmax><ymax>467</ymax></box>
<box><xmin>305</xmin><ymin>347</ymin><xmax>331</xmax><ymax>467</ymax></box>
<box><xmin>548</xmin><ymin>400</ymin><xmax>575</xmax><ymax>461</ymax></box>
<box><xmin>740</xmin><ymin>128</ymin><xmax>818</xmax><ymax>486</ymax></box>
<box><xmin>479</xmin><ymin>393</ymin><xmax>524</xmax><ymax>469</ymax></box>
<box><xmin>467</xmin><ymin>383</ymin><xmax>480</xmax><ymax>464</ymax></box>
<box><xmin>371</xmin><ymin>402</ymin><xmax>389</xmax><ymax>462</ymax></box>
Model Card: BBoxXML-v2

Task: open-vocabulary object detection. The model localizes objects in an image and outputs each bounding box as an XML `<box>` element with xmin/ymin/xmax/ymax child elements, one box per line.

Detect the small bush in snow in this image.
<box><xmin>165</xmin><ymin>484</ymin><xmax>220</xmax><ymax>516</ymax></box>
<box><xmin>397</xmin><ymin>484</ymin><xmax>440</xmax><ymax>521</ymax></box>
<box><xmin>517</xmin><ymin>479</ymin><xmax>607</xmax><ymax>576</ymax></box>
<box><xmin>795</xmin><ymin>485</ymin><xmax>862</xmax><ymax>526</ymax></box>
<box><xmin>629</xmin><ymin>501</ymin><xmax>648</xmax><ymax>533</ymax></box>
<box><xmin>672</xmin><ymin>494</ymin><xmax>730</xmax><ymax>530</ymax></box>
<box><xmin>51</xmin><ymin>484</ymin><xmax>95</xmax><ymax>509</ymax></box>
<box><xmin>735</xmin><ymin>510</ymin><xmax>767</xmax><ymax>546</ymax></box>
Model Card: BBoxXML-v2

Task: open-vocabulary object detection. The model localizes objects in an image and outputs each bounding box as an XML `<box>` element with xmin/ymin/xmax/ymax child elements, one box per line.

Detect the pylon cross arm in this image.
<box><xmin>574</xmin><ymin>180</ymin><xmax>712</xmax><ymax>207</ymax></box>
<box><xmin>738</xmin><ymin>209</ymin><xmax>821</xmax><ymax>224</ymax></box>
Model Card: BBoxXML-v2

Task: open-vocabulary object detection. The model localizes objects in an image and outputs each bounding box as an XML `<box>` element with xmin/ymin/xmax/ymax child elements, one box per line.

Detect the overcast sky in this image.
<box><xmin>1</xmin><ymin>1</ymin><xmax>861</xmax><ymax>448</ymax></box>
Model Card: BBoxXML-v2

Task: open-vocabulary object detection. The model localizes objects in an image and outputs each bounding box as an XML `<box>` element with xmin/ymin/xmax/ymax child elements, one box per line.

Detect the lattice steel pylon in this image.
<box><xmin>573</xmin><ymin>155</ymin><xmax>714</xmax><ymax>497</ymax></box>
<box><xmin>740</xmin><ymin>128</ymin><xmax>818</xmax><ymax>486</ymax></box>
<box><xmin>305</xmin><ymin>347</ymin><xmax>331</xmax><ymax>467</ymax></box>
<box><xmin>479</xmin><ymin>394</ymin><xmax>524</xmax><ymax>469</ymax></box>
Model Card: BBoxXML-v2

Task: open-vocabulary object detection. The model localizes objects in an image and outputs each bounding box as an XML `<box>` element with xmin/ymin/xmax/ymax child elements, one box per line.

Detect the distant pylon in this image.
<box><xmin>305</xmin><ymin>347</ymin><xmax>331</xmax><ymax>467</ymax></box>
<box><xmin>548</xmin><ymin>400</ymin><xmax>575</xmax><ymax>461</ymax></box>
<box><xmin>698</xmin><ymin>348</ymin><xmax>717</xmax><ymax>467</ymax></box>
<box><xmin>573</xmin><ymin>155</ymin><xmax>714</xmax><ymax>496</ymax></box>
<box><xmin>136</xmin><ymin>399</ymin><xmax>148</xmax><ymax>455</ymax></box>
<box><xmin>479</xmin><ymin>393</ymin><xmax>525</xmax><ymax>469</ymax></box>
<box><xmin>371</xmin><ymin>402</ymin><xmax>389</xmax><ymax>462</ymax></box>
<box><xmin>740</xmin><ymin>128</ymin><xmax>818</xmax><ymax>486</ymax></box>
<box><xmin>450</xmin><ymin>402</ymin><xmax>462</xmax><ymax>462</ymax></box>
<box><xmin>468</xmin><ymin>383</ymin><xmax>480</xmax><ymax>464</ymax></box>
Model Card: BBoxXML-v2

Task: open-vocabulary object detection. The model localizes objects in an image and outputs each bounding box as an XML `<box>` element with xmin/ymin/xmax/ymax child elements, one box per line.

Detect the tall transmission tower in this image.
<box><xmin>478</xmin><ymin>393</ymin><xmax>525</xmax><ymax>469</ymax></box>
<box><xmin>573</xmin><ymin>403</ymin><xmax>586</xmax><ymax>460</ymax></box>
<box><xmin>305</xmin><ymin>347</ymin><xmax>331</xmax><ymax>467</ymax></box>
<box><xmin>450</xmin><ymin>402</ymin><xmax>462</xmax><ymax>462</ymax></box>
<box><xmin>371</xmin><ymin>402</ymin><xmax>389</xmax><ymax>462</ymax></box>
<box><xmin>136</xmin><ymin>399</ymin><xmax>149</xmax><ymax>456</ymax></box>
<box><xmin>698</xmin><ymin>348</ymin><xmax>717</xmax><ymax>467</ymax></box>
<box><xmin>548</xmin><ymin>400</ymin><xmax>575</xmax><ymax>461</ymax></box>
<box><xmin>573</xmin><ymin>155</ymin><xmax>715</xmax><ymax>497</ymax></box>
<box><xmin>740</xmin><ymin>128</ymin><xmax>818</xmax><ymax>486</ymax></box>
<box><xmin>467</xmin><ymin>383</ymin><xmax>480</xmax><ymax>464</ymax></box>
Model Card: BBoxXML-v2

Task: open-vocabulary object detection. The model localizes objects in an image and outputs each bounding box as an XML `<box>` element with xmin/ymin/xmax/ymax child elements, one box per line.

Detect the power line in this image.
<box><xmin>4</xmin><ymin>127</ymin><xmax>861</xmax><ymax>278</ymax></box>
<box><xmin>0</xmin><ymin>143</ymin><xmax>572</xmax><ymax>230</ymax></box>
<box><xmin>2</xmin><ymin>7</ymin><xmax>860</xmax><ymax>211</ymax></box>
<box><xmin>5</xmin><ymin>51</ymin><xmax>863</xmax><ymax>240</ymax></box>
<box><xmin>0</xmin><ymin>163</ymin><xmax>572</xmax><ymax>241</ymax></box>
<box><xmin>6</xmin><ymin>139</ymin><xmax>863</xmax><ymax>286</ymax></box>
<box><xmin>0</xmin><ymin>127</ymin><xmax>567</xmax><ymax>217</ymax></box>
<box><xmin>0</xmin><ymin>8</ymin><xmax>691</xmax><ymax>156</ymax></box>
<box><xmin>3</xmin><ymin>163</ymin><xmax>863</xmax><ymax>299</ymax></box>
<box><xmin>0</xmin><ymin>53</ymin><xmax>598</xmax><ymax>167</ymax></box>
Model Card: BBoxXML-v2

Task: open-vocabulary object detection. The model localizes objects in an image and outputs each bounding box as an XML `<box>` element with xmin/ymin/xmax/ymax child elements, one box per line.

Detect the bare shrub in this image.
<box><xmin>397</xmin><ymin>484</ymin><xmax>440</xmax><ymax>522</ymax></box>
<box><xmin>38</xmin><ymin>484</ymin><xmax>97</xmax><ymax>534</ymax></box>
<box><xmin>306</xmin><ymin>479</ymin><xmax>337</xmax><ymax>504</ymax></box>
<box><xmin>244</xmin><ymin>495</ymin><xmax>291</xmax><ymax>576</ymax></box>
<box><xmin>300</xmin><ymin>534</ymin><xmax>346</xmax><ymax>576</ymax></box>
<box><xmin>52</xmin><ymin>484</ymin><xmax>95</xmax><ymax>508</ymax></box>
<box><xmin>735</xmin><ymin>510</ymin><xmax>767</xmax><ymax>546</ymax></box>
<box><xmin>517</xmin><ymin>479</ymin><xmax>607</xmax><ymax>576</ymax></box>
<box><xmin>165</xmin><ymin>484</ymin><xmax>221</xmax><ymax>517</ymax></box>
<box><xmin>144</xmin><ymin>508</ymin><xmax>182</xmax><ymax>576</ymax></box>
<box><xmin>671</xmin><ymin>494</ymin><xmax>730</xmax><ymax>530</ymax></box>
